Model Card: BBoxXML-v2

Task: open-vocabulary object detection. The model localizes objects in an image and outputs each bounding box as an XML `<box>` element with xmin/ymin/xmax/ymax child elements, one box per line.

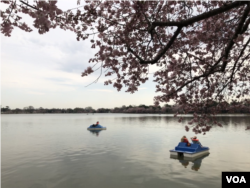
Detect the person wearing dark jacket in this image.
<box><xmin>92</xmin><ymin>121</ymin><xmax>99</xmax><ymax>127</ymax></box>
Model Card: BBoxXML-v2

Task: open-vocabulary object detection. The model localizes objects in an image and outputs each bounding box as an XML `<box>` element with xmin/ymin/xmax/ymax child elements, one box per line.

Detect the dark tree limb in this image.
<box><xmin>230</xmin><ymin>37</ymin><xmax>250</xmax><ymax>82</ymax></box>
<box><xmin>149</xmin><ymin>1</ymin><xmax>248</xmax><ymax>31</ymax></box>
<box><xmin>128</xmin><ymin>26</ymin><xmax>182</xmax><ymax>65</ymax></box>
<box><xmin>20</xmin><ymin>0</ymin><xmax>39</xmax><ymax>11</ymax></box>
<box><xmin>220</xmin><ymin>2</ymin><xmax>250</xmax><ymax>71</ymax></box>
<box><xmin>166</xmin><ymin>3</ymin><xmax>250</xmax><ymax>98</ymax></box>
<box><xmin>130</xmin><ymin>1</ymin><xmax>248</xmax><ymax>66</ymax></box>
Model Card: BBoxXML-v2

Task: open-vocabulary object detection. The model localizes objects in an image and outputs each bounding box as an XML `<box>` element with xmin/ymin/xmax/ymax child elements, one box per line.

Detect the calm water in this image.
<box><xmin>1</xmin><ymin>114</ymin><xmax>250</xmax><ymax>188</ymax></box>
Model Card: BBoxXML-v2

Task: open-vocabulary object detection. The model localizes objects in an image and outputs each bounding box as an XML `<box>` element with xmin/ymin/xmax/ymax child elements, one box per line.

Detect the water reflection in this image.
<box><xmin>88</xmin><ymin>130</ymin><xmax>103</xmax><ymax>137</ymax></box>
<box><xmin>119</xmin><ymin>116</ymin><xmax>163</xmax><ymax>122</ymax></box>
<box><xmin>170</xmin><ymin>154</ymin><xmax>209</xmax><ymax>171</ymax></box>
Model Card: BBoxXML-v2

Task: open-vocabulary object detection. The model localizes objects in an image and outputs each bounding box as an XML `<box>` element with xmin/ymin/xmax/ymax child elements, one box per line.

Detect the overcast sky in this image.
<box><xmin>1</xmin><ymin>0</ymin><xmax>163</xmax><ymax>110</ymax></box>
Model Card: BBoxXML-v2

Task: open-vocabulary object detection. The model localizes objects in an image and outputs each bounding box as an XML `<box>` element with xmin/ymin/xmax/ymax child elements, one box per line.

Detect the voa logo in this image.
<box><xmin>226</xmin><ymin>176</ymin><xmax>246</xmax><ymax>183</ymax></box>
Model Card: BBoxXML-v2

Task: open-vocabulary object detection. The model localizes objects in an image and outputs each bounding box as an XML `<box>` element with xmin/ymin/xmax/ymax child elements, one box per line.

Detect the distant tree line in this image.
<box><xmin>1</xmin><ymin>100</ymin><xmax>250</xmax><ymax>114</ymax></box>
<box><xmin>1</xmin><ymin>106</ymin><xmax>97</xmax><ymax>114</ymax></box>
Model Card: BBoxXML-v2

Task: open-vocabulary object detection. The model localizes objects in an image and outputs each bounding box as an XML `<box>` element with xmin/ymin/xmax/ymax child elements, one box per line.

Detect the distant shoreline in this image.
<box><xmin>1</xmin><ymin>112</ymin><xmax>249</xmax><ymax>115</ymax></box>
<box><xmin>2</xmin><ymin>103</ymin><xmax>249</xmax><ymax>114</ymax></box>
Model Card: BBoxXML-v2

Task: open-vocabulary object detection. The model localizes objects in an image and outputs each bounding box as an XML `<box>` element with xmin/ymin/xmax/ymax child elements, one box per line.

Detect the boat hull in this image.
<box><xmin>87</xmin><ymin>127</ymin><xmax>106</xmax><ymax>130</ymax></box>
<box><xmin>170</xmin><ymin>149</ymin><xmax>209</xmax><ymax>159</ymax></box>
<box><xmin>87</xmin><ymin>124</ymin><xmax>106</xmax><ymax>130</ymax></box>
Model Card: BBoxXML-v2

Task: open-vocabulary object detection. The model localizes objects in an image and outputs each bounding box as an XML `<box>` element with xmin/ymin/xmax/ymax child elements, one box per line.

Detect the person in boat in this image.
<box><xmin>181</xmin><ymin>136</ymin><xmax>190</xmax><ymax>146</ymax></box>
<box><xmin>92</xmin><ymin>121</ymin><xmax>99</xmax><ymax>127</ymax></box>
<box><xmin>191</xmin><ymin>136</ymin><xmax>202</xmax><ymax>146</ymax></box>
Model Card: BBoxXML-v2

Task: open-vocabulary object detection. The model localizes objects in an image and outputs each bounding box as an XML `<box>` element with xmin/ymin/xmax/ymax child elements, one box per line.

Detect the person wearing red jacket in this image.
<box><xmin>191</xmin><ymin>136</ymin><xmax>199</xmax><ymax>142</ymax></box>
<box><xmin>191</xmin><ymin>136</ymin><xmax>202</xmax><ymax>146</ymax></box>
<box><xmin>181</xmin><ymin>136</ymin><xmax>190</xmax><ymax>146</ymax></box>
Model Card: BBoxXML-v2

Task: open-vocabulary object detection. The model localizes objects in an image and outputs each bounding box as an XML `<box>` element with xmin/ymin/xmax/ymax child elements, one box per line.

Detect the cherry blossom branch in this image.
<box><xmin>220</xmin><ymin>3</ymin><xmax>250</xmax><ymax>71</ymax></box>
<box><xmin>85</xmin><ymin>62</ymin><xmax>103</xmax><ymax>87</ymax></box>
<box><xmin>149</xmin><ymin>1</ymin><xmax>248</xmax><ymax>31</ymax></box>
<box><xmin>128</xmin><ymin>2</ymin><xmax>249</xmax><ymax>66</ymax></box>
<box><xmin>240</xmin><ymin>17</ymin><xmax>250</xmax><ymax>34</ymax></box>
<box><xmin>6</xmin><ymin>0</ymin><xmax>16</xmax><ymax>22</ymax></box>
<box><xmin>167</xmin><ymin>24</ymin><xmax>249</xmax><ymax>101</ymax></box>
<box><xmin>19</xmin><ymin>0</ymin><xmax>39</xmax><ymax>11</ymax></box>
<box><xmin>230</xmin><ymin>37</ymin><xmax>250</xmax><ymax>82</ymax></box>
<box><xmin>127</xmin><ymin>26</ymin><xmax>182</xmax><ymax>65</ymax></box>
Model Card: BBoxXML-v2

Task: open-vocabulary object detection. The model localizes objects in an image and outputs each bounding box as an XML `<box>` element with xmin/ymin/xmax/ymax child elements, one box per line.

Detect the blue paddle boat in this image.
<box><xmin>170</xmin><ymin>142</ymin><xmax>209</xmax><ymax>159</ymax></box>
<box><xmin>87</xmin><ymin>124</ymin><xmax>106</xmax><ymax>130</ymax></box>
